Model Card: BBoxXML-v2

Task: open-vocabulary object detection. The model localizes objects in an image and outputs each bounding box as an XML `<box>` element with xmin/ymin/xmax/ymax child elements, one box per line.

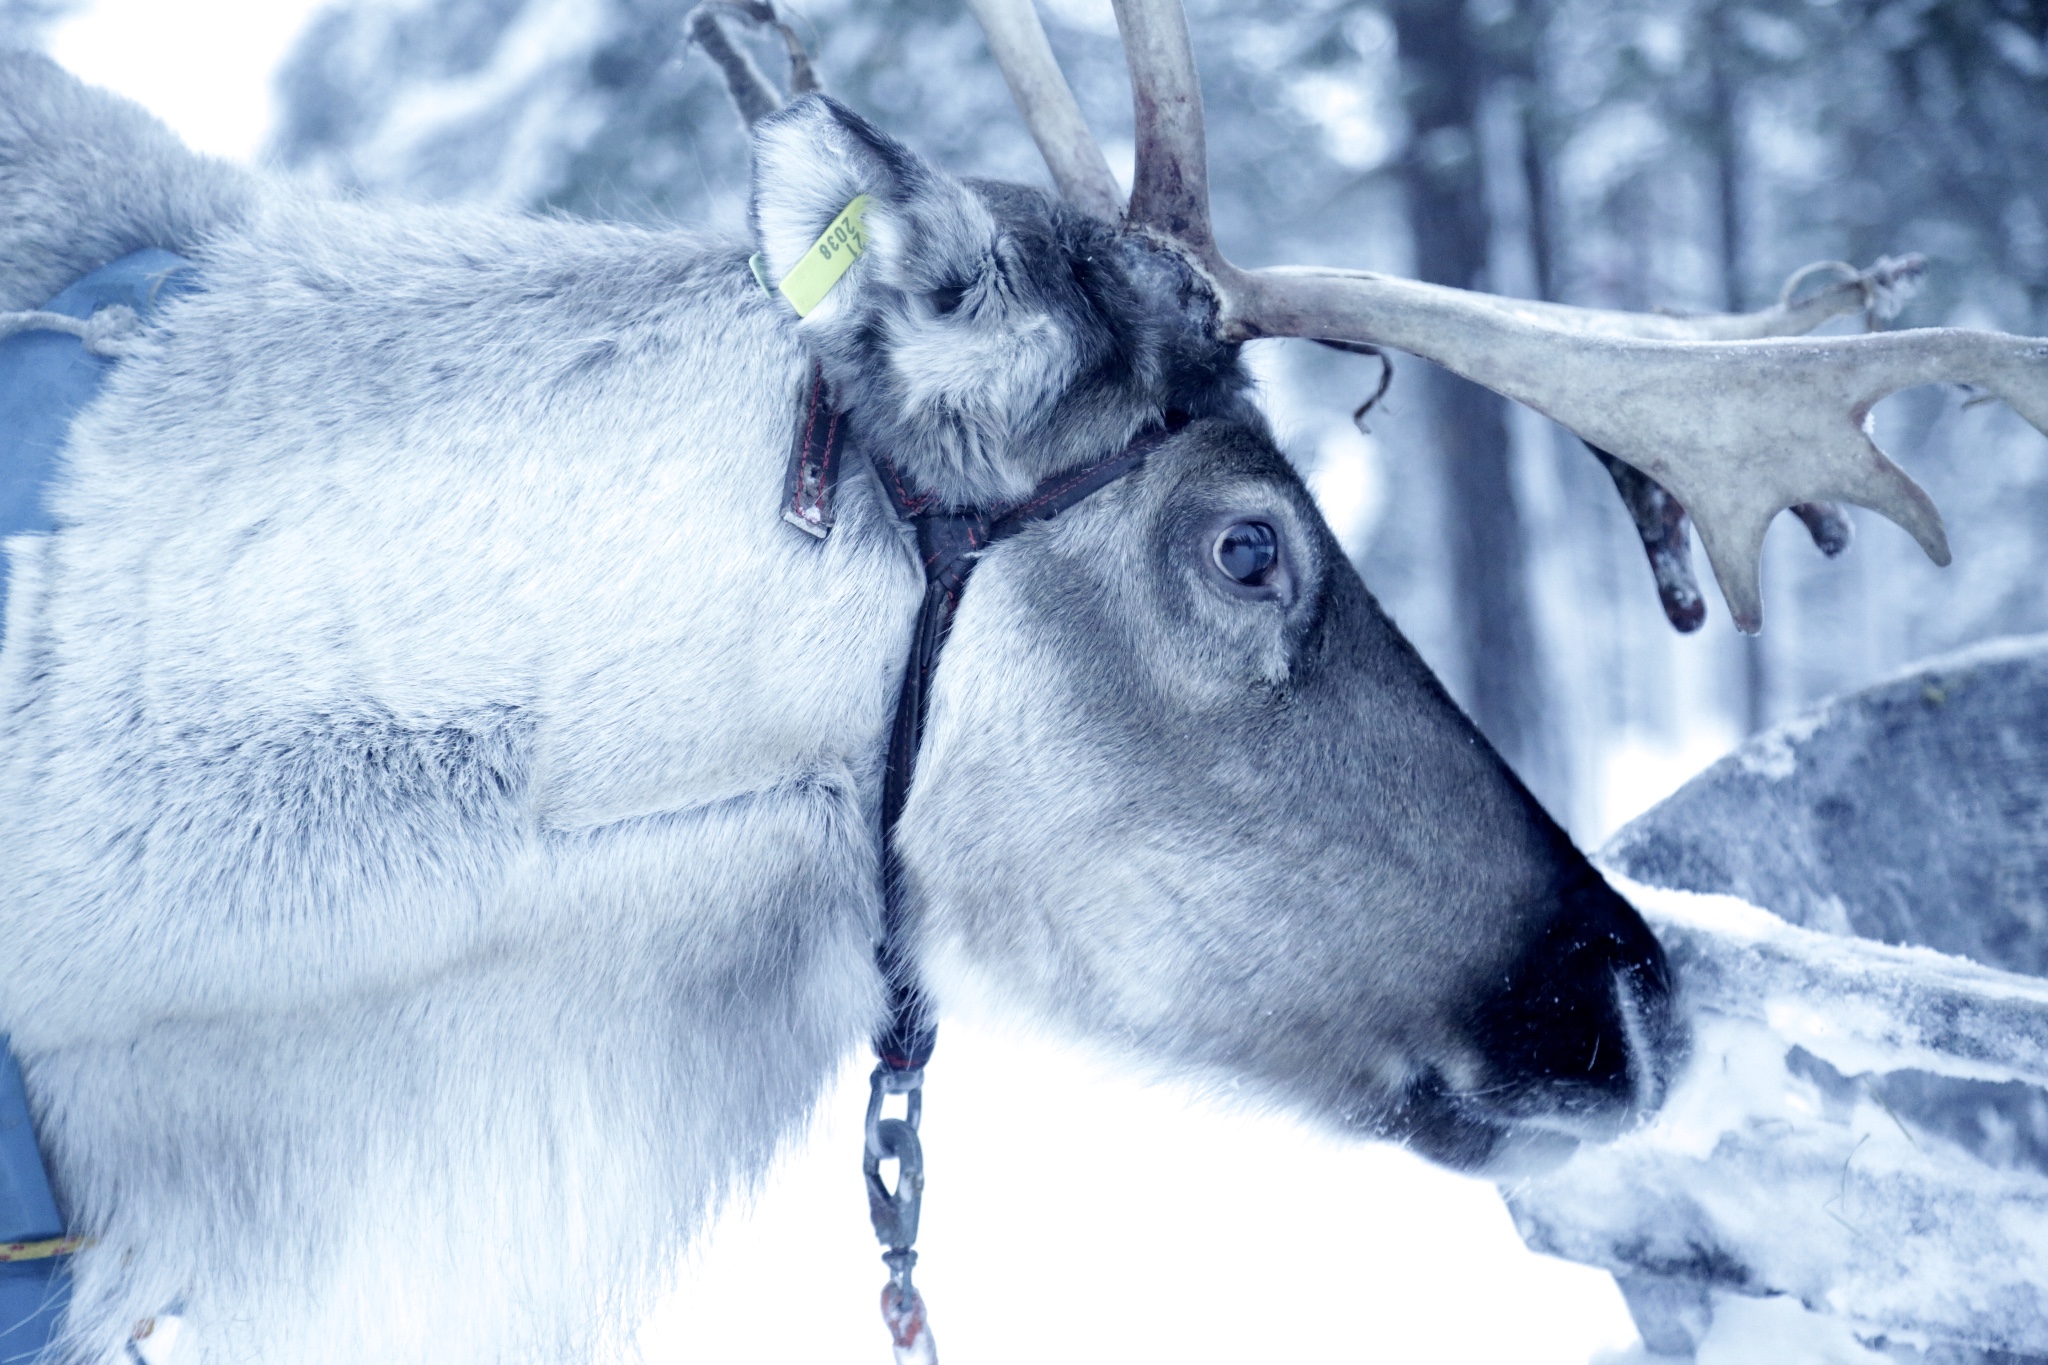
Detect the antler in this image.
<box><xmin>972</xmin><ymin>0</ymin><xmax>2048</xmax><ymax>631</ymax></box>
<box><xmin>686</xmin><ymin>1</ymin><xmax>819</xmax><ymax>127</ymax></box>
<box><xmin>963</xmin><ymin>0</ymin><xmax>1121</xmax><ymax>221</ymax></box>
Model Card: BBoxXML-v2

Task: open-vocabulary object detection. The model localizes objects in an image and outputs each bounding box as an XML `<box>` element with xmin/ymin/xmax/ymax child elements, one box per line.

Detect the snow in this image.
<box><xmin>1625</xmin><ymin>879</ymin><xmax>2048</xmax><ymax>1088</ymax></box>
<box><xmin>1732</xmin><ymin>711</ymin><xmax>1820</xmax><ymax>782</ymax></box>
<box><xmin>344</xmin><ymin>0</ymin><xmax>613</xmax><ymax>209</ymax></box>
<box><xmin>1600</xmin><ymin>1293</ymin><xmax>1895</xmax><ymax>1365</ymax></box>
<box><xmin>652</xmin><ymin>1022</ymin><xmax>1643</xmax><ymax>1365</ymax></box>
<box><xmin>1510</xmin><ymin>879</ymin><xmax>2048</xmax><ymax>1358</ymax></box>
<box><xmin>1552</xmin><ymin>638</ymin><xmax>2048</xmax><ymax>1357</ymax></box>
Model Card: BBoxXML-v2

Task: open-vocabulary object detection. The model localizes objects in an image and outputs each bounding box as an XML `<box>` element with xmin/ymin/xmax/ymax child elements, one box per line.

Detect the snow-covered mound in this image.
<box><xmin>1606</xmin><ymin>633</ymin><xmax>2048</xmax><ymax>979</ymax></box>
<box><xmin>1507</xmin><ymin>635</ymin><xmax>2048</xmax><ymax>1362</ymax></box>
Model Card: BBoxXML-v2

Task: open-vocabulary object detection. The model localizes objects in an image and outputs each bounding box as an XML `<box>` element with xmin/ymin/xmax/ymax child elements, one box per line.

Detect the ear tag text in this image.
<box><xmin>771</xmin><ymin>194</ymin><xmax>872</xmax><ymax>317</ymax></box>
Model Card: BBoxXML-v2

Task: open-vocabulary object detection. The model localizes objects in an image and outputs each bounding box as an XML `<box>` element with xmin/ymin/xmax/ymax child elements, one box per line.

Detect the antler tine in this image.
<box><xmin>1470</xmin><ymin>254</ymin><xmax>1926</xmax><ymax>343</ymax></box>
<box><xmin>964</xmin><ymin>0</ymin><xmax>1123</xmax><ymax>222</ymax></box>
<box><xmin>1109</xmin><ymin>0</ymin><xmax>1216</xmax><ymax>256</ymax></box>
<box><xmin>687</xmin><ymin>1</ymin><xmax>819</xmax><ymax>127</ymax></box>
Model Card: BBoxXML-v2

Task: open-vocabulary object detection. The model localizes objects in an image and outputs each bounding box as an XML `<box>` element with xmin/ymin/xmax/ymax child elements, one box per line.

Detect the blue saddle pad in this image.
<box><xmin>0</xmin><ymin>247</ymin><xmax>196</xmax><ymax>1360</ymax></box>
<box><xmin>0</xmin><ymin>1258</ymin><xmax>67</xmax><ymax>1365</ymax></box>
<box><xmin>0</xmin><ymin>1044</ymin><xmax>65</xmax><ymax>1365</ymax></box>
<box><xmin>0</xmin><ymin>247</ymin><xmax>196</xmax><ymax>644</ymax></box>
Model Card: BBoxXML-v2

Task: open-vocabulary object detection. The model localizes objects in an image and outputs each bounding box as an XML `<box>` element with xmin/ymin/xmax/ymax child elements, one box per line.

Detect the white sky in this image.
<box><xmin>38</xmin><ymin>5</ymin><xmax>1649</xmax><ymax>1361</ymax></box>
<box><xmin>48</xmin><ymin>0</ymin><xmax>335</xmax><ymax>163</ymax></box>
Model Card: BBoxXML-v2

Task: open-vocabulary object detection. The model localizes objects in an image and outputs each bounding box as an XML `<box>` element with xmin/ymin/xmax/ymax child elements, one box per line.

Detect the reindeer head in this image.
<box><xmin>900</xmin><ymin>417</ymin><xmax>1676</xmax><ymax>1170</ymax></box>
<box><xmin>698</xmin><ymin>0</ymin><xmax>2048</xmax><ymax>1168</ymax></box>
<box><xmin>731</xmin><ymin>81</ymin><xmax>1682</xmax><ymax>1168</ymax></box>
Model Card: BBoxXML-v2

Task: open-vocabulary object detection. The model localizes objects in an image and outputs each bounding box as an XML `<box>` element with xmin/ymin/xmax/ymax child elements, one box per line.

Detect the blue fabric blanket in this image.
<box><xmin>0</xmin><ymin>247</ymin><xmax>196</xmax><ymax>640</ymax></box>
<box><xmin>0</xmin><ymin>247</ymin><xmax>194</xmax><ymax>1362</ymax></box>
<box><xmin>0</xmin><ymin>1044</ymin><xmax>64</xmax><ymax>1364</ymax></box>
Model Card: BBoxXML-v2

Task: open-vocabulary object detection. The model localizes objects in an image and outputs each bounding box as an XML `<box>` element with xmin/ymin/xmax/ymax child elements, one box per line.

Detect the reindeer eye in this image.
<box><xmin>930</xmin><ymin>283</ymin><xmax>969</xmax><ymax>316</ymax></box>
<box><xmin>1213</xmin><ymin>521</ymin><xmax>1279</xmax><ymax>585</ymax></box>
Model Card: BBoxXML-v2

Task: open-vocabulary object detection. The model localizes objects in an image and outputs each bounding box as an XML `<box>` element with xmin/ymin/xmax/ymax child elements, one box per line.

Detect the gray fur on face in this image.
<box><xmin>904</xmin><ymin>422</ymin><xmax>1669</xmax><ymax>1170</ymax></box>
<box><xmin>0</xmin><ymin>61</ymin><xmax>1668</xmax><ymax>1364</ymax></box>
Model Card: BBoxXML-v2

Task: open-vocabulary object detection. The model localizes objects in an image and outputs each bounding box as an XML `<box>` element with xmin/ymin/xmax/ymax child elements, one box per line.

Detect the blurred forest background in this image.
<box><xmin>19</xmin><ymin>0</ymin><xmax>2047</xmax><ymax>840</ymax></box>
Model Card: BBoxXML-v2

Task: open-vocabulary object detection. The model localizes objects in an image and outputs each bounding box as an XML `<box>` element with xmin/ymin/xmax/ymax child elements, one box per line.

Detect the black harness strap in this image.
<box><xmin>783</xmin><ymin>369</ymin><xmax>1168</xmax><ymax>1360</ymax></box>
<box><xmin>781</xmin><ymin>369</ymin><xmax>844</xmax><ymax>538</ymax></box>
<box><xmin>867</xmin><ymin>429</ymin><xmax>1169</xmax><ymax>1071</ymax></box>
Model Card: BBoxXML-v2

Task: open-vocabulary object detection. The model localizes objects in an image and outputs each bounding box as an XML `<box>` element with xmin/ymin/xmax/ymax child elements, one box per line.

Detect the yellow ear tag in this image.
<box><xmin>775</xmin><ymin>194</ymin><xmax>872</xmax><ymax>318</ymax></box>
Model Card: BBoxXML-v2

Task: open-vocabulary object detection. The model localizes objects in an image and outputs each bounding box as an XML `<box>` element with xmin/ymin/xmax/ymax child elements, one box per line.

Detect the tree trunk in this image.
<box><xmin>1392</xmin><ymin>2</ymin><xmax>1541</xmax><ymax>776</ymax></box>
<box><xmin>1707</xmin><ymin>5</ymin><xmax>1770</xmax><ymax>735</ymax></box>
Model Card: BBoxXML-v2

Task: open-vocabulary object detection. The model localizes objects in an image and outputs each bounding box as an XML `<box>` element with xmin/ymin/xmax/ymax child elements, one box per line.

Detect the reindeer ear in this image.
<box><xmin>749</xmin><ymin>94</ymin><xmax>993</xmax><ymax>323</ymax></box>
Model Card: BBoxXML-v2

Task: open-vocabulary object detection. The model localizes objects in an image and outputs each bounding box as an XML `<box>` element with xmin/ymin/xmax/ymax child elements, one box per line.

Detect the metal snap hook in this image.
<box><xmin>864</xmin><ymin>1063</ymin><xmax>925</xmax><ymax>1251</ymax></box>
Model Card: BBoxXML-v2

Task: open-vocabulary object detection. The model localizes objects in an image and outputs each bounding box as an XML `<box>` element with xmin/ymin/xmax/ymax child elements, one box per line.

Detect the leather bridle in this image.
<box><xmin>781</xmin><ymin>367</ymin><xmax>1173</xmax><ymax>1357</ymax></box>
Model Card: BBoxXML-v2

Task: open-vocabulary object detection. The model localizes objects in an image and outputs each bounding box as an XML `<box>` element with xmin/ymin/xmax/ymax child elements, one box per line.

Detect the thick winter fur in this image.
<box><xmin>3</xmin><ymin>182</ymin><xmax>925</xmax><ymax>1361</ymax></box>
<box><xmin>0</xmin><ymin>70</ymin><xmax>1672</xmax><ymax>1365</ymax></box>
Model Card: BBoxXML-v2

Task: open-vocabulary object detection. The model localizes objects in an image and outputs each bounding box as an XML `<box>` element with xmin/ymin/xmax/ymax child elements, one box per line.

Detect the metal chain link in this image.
<box><xmin>864</xmin><ymin>1064</ymin><xmax>937</xmax><ymax>1363</ymax></box>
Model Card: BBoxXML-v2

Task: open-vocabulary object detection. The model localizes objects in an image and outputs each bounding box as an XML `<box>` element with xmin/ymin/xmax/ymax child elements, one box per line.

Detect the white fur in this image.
<box><xmin>1</xmin><ymin>171</ymin><xmax>923</xmax><ymax>1365</ymax></box>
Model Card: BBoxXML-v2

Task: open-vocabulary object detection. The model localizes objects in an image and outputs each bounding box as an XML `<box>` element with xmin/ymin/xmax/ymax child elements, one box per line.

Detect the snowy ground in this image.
<box><xmin>657</xmin><ymin>1022</ymin><xmax>1645</xmax><ymax>1363</ymax></box>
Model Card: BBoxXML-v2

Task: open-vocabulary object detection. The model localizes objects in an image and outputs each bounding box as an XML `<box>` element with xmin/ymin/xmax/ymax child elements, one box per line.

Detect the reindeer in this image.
<box><xmin>0</xmin><ymin>0</ymin><xmax>2041</xmax><ymax>1361</ymax></box>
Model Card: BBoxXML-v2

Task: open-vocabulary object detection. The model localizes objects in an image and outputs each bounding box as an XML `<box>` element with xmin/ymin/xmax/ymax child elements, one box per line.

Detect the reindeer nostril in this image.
<box><xmin>1469</xmin><ymin>868</ymin><xmax>1676</xmax><ymax>1125</ymax></box>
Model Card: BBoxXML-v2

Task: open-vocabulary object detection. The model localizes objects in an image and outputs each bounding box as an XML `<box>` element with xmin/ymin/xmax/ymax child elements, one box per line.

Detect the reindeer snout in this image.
<box><xmin>1466</xmin><ymin>867</ymin><xmax>1679</xmax><ymax>1136</ymax></box>
<box><xmin>1361</xmin><ymin>866</ymin><xmax>1681</xmax><ymax>1175</ymax></box>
